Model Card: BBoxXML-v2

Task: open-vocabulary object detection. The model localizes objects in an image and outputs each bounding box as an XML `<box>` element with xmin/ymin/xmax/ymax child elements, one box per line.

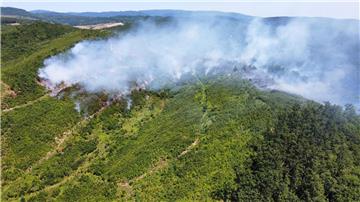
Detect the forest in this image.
<box><xmin>1</xmin><ymin>17</ymin><xmax>359</xmax><ymax>202</ymax></box>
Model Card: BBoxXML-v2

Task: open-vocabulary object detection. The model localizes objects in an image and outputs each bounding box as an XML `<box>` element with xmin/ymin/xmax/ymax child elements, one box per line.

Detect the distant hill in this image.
<box><xmin>31</xmin><ymin>11</ymin><xmax>153</xmax><ymax>26</ymax></box>
<box><xmin>65</xmin><ymin>11</ymin><xmax>147</xmax><ymax>18</ymax></box>
<box><xmin>29</xmin><ymin>9</ymin><xmax>253</xmax><ymax>26</ymax></box>
<box><xmin>1</xmin><ymin>7</ymin><xmax>40</xmax><ymax>24</ymax></box>
<box><xmin>4</xmin><ymin>7</ymin><xmax>357</xmax><ymax>27</ymax></box>
<box><xmin>1</xmin><ymin>21</ymin><xmax>75</xmax><ymax>63</ymax></box>
<box><xmin>46</xmin><ymin>9</ymin><xmax>253</xmax><ymax>20</ymax></box>
<box><xmin>1</xmin><ymin>7</ymin><xmax>38</xmax><ymax>18</ymax></box>
<box><xmin>1</xmin><ymin>7</ymin><xmax>170</xmax><ymax>26</ymax></box>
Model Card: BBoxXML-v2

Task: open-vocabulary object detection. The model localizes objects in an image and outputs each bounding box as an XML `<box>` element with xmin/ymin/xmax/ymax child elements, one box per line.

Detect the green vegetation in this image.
<box><xmin>2</xmin><ymin>77</ymin><xmax>359</xmax><ymax>201</ymax></box>
<box><xmin>33</xmin><ymin>13</ymin><xmax>154</xmax><ymax>26</ymax></box>
<box><xmin>1</xmin><ymin>6</ymin><xmax>172</xmax><ymax>26</ymax></box>
<box><xmin>1</xmin><ymin>7</ymin><xmax>38</xmax><ymax>19</ymax></box>
<box><xmin>1</xmin><ymin>21</ymin><xmax>359</xmax><ymax>202</ymax></box>
<box><xmin>1</xmin><ymin>96</ymin><xmax>80</xmax><ymax>184</ymax></box>
<box><xmin>1</xmin><ymin>22</ymin><xmax>74</xmax><ymax>63</ymax></box>
<box><xmin>1</xmin><ymin>22</ymin><xmax>111</xmax><ymax>109</ymax></box>
<box><xmin>212</xmin><ymin>102</ymin><xmax>360</xmax><ymax>201</ymax></box>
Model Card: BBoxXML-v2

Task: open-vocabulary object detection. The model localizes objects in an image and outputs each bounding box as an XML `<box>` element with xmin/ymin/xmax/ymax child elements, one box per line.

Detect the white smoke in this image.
<box><xmin>39</xmin><ymin>16</ymin><xmax>359</xmax><ymax>108</ymax></box>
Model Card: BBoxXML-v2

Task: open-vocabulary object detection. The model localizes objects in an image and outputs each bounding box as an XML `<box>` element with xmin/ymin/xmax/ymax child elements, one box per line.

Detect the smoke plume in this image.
<box><xmin>39</xmin><ymin>15</ymin><xmax>360</xmax><ymax>108</ymax></box>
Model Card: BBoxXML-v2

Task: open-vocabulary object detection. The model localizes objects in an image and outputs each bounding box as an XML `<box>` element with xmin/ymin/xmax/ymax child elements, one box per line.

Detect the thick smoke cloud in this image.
<box><xmin>39</xmin><ymin>16</ymin><xmax>359</xmax><ymax>108</ymax></box>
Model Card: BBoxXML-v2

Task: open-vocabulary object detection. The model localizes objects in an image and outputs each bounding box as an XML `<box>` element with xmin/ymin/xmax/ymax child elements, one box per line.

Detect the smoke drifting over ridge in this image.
<box><xmin>39</xmin><ymin>15</ymin><xmax>360</xmax><ymax>107</ymax></box>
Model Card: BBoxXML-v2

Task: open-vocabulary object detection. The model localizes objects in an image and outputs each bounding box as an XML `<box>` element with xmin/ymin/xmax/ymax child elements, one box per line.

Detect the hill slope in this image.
<box><xmin>2</xmin><ymin>76</ymin><xmax>359</xmax><ymax>201</ymax></box>
<box><xmin>1</xmin><ymin>7</ymin><xmax>171</xmax><ymax>26</ymax></box>
<box><xmin>1</xmin><ymin>7</ymin><xmax>40</xmax><ymax>24</ymax></box>
<box><xmin>1</xmin><ymin>7</ymin><xmax>38</xmax><ymax>19</ymax></box>
<box><xmin>1</xmin><ymin>22</ymin><xmax>111</xmax><ymax>109</ymax></box>
<box><xmin>1</xmin><ymin>19</ymin><xmax>359</xmax><ymax>202</ymax></box>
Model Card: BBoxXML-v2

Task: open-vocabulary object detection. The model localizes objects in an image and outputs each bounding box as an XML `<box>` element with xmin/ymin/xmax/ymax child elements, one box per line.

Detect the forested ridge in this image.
<box><xmin>1</xmin><ymin>21</ymin><xmax>359</xmax><ymax>202</ymax></box>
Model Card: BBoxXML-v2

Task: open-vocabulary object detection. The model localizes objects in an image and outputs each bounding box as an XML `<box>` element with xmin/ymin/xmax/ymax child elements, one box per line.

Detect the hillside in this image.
<box><xmin>1</xmin><ymin>7</ymin><xmax>40</xmax><ymax>24</ymax></box>
<box><xmin>1</xmin><ymin>7</ymin><xmax>170</xmax><ymax>26</ymax></box>
<box><xmin>59</xmin><ymin>9</ymin><xmax>252</xmax><ymax>20</ymax></box>
<box><xmin>1</xmin><ymin>7</ymin><xmax>38</xmax><ymax>19</ymax></box>
<box><xmin>1</xmin><ymin>22</ymin><xmax>113</xmax><ymax>110</ymax></box>
<box><xmin>1</xmin><ymin>14</ymin><xmax>360</xmax><ymax>202</ymax></box>
<box><xmin>1</xmin><ymin>22</ymin><xmax>74</xmax><ymax>63</ymax></box>
<box><xmin>29</xmin><ymin>11</ymin><xmax>149</xmax><ymax>26</ymax></box>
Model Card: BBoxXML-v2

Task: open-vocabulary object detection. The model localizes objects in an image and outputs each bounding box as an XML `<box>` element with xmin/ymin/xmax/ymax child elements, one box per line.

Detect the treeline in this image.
<box><xmin>214</xmin><ymin>102</ymin><xmax>360</xmax><ymax>201</ymax></box>
<box><xmin>1</xmin><ymin>22</ymin><xmax>74</xmax><ymax>63</ymax></box>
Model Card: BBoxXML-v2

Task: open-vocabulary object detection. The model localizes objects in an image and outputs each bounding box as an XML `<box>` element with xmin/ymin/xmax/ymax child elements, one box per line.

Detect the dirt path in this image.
<box><xmin>7</xmin><ymin>148</ymin><xmax>98</xmax><ymax>202</ymax></box>
<box><xmin>117</xmin><ymin>82</ymin><xmax>209</xmax><ymax>198</ymax></box>
<box><xmin>131</xmin><ymin>137</ymin><xmax>201</xmax><ymax>184</ymax></box>
<box><xmin>25</xmin><ymin>122</ymin><xmax>81</xmax><ymax>173</ymax></box>
<box><xmin>117</xmin><ymin>137</ymin><xmax>200</xmax><ymax>198</ymax></box>
<box><xmin>178</xmin><ymin>138</ymin><xmax>200</xmax><ymax>157</ymax></box>
<box><xmin>14</xmin><ymin>88</ymin><xmax>206</xmax><ymax>200</ymax></box>
<box><xmin>9</xmin><ymin>105</ymin><xmax>108</xmax><ymax>200</ymax></box>
<box><xmin>26</xmin><ymin>105</ymin><xmax>108</xmax><ymax>173</ymax></box>
<box><xmin>21</xmin><ymin>148</ymin><xmax>99</xmax><ymax>201</ymax></box>
<box><xmin>2</xmin><ymin>94</ymin><xmax>49</xmax><ymax>112</ymax></box>
<box><xmin>17</xmin><ymin>106</ymin><xmax>108</xmax><ymax>201</ymax></box>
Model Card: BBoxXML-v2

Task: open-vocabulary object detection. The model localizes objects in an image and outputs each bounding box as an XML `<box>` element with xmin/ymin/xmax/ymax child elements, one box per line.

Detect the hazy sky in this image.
<box><xmin>1</xmin><ymin>1</ymin><xmax>359</xmax><ymax>20</ymax></box>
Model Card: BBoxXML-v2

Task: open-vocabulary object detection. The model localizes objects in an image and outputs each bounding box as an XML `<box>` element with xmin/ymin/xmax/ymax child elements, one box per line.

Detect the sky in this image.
<box><xmin>1</xmin><ymin>1</ymin><xmax>359</xmax><ymax>20</ymax></box>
